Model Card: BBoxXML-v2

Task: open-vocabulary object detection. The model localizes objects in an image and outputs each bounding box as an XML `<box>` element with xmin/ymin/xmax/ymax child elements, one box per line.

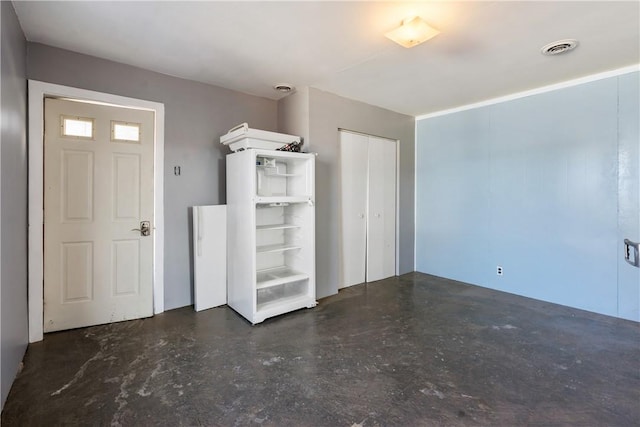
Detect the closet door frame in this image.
<box><xmin>338</xmin><ymin>129</ymin><xmax>399</xmax><ymax>288</ymax></box>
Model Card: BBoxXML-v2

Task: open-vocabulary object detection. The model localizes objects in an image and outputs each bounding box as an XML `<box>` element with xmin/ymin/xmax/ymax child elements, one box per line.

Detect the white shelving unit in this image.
<box><xmin>227</xmin><ymin>149</ymin><xmax>316</xmax><ymax>324</ymax></box>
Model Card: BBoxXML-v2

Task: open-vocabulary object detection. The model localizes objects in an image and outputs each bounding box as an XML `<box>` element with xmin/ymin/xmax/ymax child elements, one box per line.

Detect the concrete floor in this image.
<box><xmin>2</xmin><ymin>272</ymin><xmax>639</xmax><ymax>426</ymax></box>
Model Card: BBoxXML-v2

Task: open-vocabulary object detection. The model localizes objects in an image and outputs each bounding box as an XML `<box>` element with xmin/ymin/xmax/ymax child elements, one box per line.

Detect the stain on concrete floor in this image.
<box><xmin>2</xmin><ymin>273</ymin><xmax>639</xmax><ymax>426</ymax></box>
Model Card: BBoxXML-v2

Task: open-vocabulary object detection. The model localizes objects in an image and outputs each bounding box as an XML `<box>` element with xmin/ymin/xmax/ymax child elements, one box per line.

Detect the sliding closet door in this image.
<box><xmin>366</xmin><ymin>136</ymin><xmax>397</xmax><ymax>282</ymax></box>
<box><xmin>340</xmin><ymin>130</ymin><xmax>397</xmax><ymax>287</ymax></box>
<box><xmin>339</xmin><ymin>132</ymin><xmax>369</xmax><ymax>288</ymax></box>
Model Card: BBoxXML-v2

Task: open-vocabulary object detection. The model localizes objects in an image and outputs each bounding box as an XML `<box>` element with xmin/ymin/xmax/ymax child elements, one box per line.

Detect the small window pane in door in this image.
<box><xmin>111</xmin><ymin>121</ymin><xmax>141</xmax><ymax>143</ymax></box>
<box><xmin>61</xmin><ymin>116</ymin><xmax>94</xmax><ymax>139</ymax></box>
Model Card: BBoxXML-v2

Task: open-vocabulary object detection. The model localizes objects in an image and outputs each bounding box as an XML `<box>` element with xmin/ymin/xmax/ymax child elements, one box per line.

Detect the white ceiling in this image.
<box><xmin>13</xmin><ymin>1</ymin><xmax>640</xmax><ymax>116</ymax></box>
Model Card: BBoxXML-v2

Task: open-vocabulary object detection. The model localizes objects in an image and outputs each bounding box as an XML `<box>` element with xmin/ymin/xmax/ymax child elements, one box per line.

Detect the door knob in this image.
<box><xmin>132</xmin><ymin>221</ymin><xmax>151</xmax><ymax>236</ymax></box>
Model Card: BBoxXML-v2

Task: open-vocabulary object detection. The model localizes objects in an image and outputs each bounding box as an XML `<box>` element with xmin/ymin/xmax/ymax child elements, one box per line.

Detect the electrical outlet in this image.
<box><xmin>497</xmin><ymin>266</ymin><xmax>503</xmax><ymax>276</ymax></box>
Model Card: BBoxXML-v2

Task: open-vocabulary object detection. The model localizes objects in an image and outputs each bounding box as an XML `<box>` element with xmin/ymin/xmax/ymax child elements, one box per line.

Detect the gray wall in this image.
<box><xmin>27</xmin><ymin>43</ymin><xmax>278</xmax><ymax>310</ymax></box>
<box><xmin>416</xmin><ymin>72</ymin><xmax>639</xmax><ymax>321</ymax></box>
<box><xmin>279</xmin><ymin>88</ymin><xmax>415</xmax><ymax>299</ymax></box>
<box><xmin>1</xmin><ymin>1</ymin><xmax>28</xmax><ymax>409</ymax></box>
<box><xmin>277</xmin><ymin>87</ymin><xmax>310</xmax><ymax>147</ymax></box>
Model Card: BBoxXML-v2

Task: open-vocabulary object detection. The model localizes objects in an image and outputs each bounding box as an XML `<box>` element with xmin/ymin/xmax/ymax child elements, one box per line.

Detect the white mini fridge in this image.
<box><xmin>192</xmin><ymin>205</ymin><xmax>227</xmax><ymax>311</ymax></box>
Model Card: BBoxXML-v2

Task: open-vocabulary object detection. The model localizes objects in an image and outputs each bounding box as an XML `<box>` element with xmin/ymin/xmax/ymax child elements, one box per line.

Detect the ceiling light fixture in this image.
<box><xmin>385</xmin><ymin>16</ymin><xmax>440</xmax><ymax>48</ymax></box>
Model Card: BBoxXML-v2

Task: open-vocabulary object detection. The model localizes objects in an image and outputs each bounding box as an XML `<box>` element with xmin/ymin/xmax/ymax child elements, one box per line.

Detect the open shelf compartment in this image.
<box><xmin>256</xmin><ymin>279</ymin><xmax>310</xmax><ymax>310</ymax></box>
<box><xmin>256</xmin><ymin>223</ymin><xmax>301</xmax><ymax>231</ymax></box>
<box><xmin>256</xmin><ymin>243</ymin><xmax>301</xmax><ymax>254</ymax></box>
<box><xmin>256</xmin><ymin>266</ymin><xmax>309</xmax><ymax>289</ymax></box>
<box><xmin>255</xmin><ymin>153</ymin><xmax>314</xmax><ymax>198</ymax></box>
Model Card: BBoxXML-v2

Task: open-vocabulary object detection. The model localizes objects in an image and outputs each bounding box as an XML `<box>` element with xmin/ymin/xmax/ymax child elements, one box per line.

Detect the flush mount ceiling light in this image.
<box><xmin>273</xmin><ymin>83</ymin><xmax>294</xmax><ymax>93</ymax></box>
<box><xmin>541</xmin><ymin>39</ymin><xmax>579</xmax><ymax>56</ymax></box>
<box><xmin>385</xmin><ymin>16</ymin><xmax>440</xmax><ymax>48</ymax></box>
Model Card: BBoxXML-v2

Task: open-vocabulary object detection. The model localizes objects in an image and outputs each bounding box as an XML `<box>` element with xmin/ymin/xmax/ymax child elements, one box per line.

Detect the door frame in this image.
<box><xmin>28</xmin><ymin>80</ymin><xmax>165</xmax><ymax>342</ymax></box>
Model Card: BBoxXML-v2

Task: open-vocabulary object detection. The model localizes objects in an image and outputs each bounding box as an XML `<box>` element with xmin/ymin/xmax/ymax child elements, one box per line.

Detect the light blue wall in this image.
<box><xmin>618</xmin><ymin>72</ymin><xmax>640</xmax><ymax>320</ymax></box>
<box><xmin>416</xmin><ymin>72</ymin><xmax>639</xmax><ymax>320</ymax></box>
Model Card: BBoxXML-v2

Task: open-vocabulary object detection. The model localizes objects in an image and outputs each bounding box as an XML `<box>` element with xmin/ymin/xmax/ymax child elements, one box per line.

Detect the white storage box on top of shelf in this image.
<box><xmin>220</xmin><ymin>122</ymin><xmax>301</xmax><ymax>152</ymax></box>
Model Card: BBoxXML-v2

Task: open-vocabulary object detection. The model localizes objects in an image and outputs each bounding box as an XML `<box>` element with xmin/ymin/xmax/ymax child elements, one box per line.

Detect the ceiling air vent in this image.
<box><xmin>273</xmin><ymin>83</ymin><xmax>294</xmax><ymax>93</ymax></box>
<box><xmin>541</xmin><ymin>39</ymin><xmax>579</xmax><ymax>56</ymax></box>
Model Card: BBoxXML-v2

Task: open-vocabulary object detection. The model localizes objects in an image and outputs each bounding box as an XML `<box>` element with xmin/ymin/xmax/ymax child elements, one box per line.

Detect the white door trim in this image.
<box><xmin>28</xmin><ymin>80</ymin><xmax>165</xmax><ymax>342</ymax></box>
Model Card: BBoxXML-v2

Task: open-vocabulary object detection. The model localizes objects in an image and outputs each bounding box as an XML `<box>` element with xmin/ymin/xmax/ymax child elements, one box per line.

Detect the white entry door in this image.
<box><xmin>44</xmin><ymin>98</ymin><xmax>154</xmax><ymax>332</ymax></box>
<box><xmin>339</xmin><ymin>130</ymin><xmax>397</xmax><ymax>288</ymax></box>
